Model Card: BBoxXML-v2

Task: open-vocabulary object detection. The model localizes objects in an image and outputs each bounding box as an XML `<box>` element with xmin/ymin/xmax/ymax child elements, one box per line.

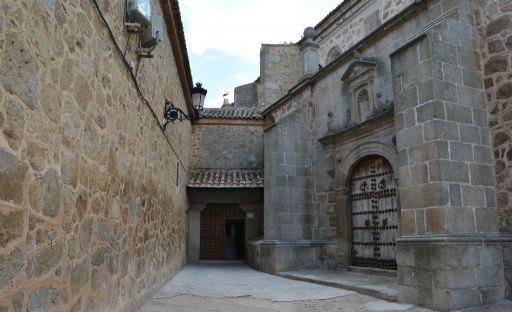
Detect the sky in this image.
<box><xmin>180</xmin><ymin>0</ymin><xmax>343</xmax><ymax>108</ymax></box>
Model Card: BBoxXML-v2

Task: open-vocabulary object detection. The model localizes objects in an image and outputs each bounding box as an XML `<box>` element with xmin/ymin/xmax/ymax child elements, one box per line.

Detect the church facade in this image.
<box><xmin>189</xmin><ymin>0</ymin><xmax>512</xmax><ymax>311</ymax></box>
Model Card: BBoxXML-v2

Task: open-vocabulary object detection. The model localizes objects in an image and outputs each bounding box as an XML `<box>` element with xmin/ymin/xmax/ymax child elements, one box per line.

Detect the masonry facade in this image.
<box><xmin>0</xmin><ymin>0</ymin><xmax>193</xmax><ymax>311</ymax></box>
<box><xmin>188</xmin><ymin>107</ymin><xmax>265</xmax><ymax>262</ymax></box>
<box><xmin>224</xmin><ymin>0</ymin><xmax>512</xmax><ymax>311</ymax></box>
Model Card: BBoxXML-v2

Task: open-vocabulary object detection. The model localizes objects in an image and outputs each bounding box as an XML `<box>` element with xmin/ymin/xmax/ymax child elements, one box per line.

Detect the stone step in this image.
<box><xmin>278</xmin><ymin>269</ymin><xmax>397</xmax><ymax>302</ymax></box>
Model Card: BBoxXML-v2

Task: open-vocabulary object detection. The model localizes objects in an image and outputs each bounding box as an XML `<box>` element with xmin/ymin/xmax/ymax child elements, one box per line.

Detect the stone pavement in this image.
<box><xmin>138</xmin><ymin>262</ymin><xmax>430</xmax><ymax>312</ymax></box>
<box><xmin>278</xmin><ymin>268</ymin><xmax>397</xmax><ymax>301</ymax></box>
<box><xmin>138</xmin><ymin>262</ymin><xmax>512</xmax><ymax>311</ymax></box>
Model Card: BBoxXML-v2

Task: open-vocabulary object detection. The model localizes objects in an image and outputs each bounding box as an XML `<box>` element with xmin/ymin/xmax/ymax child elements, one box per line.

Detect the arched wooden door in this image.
<box><xmin>350</xmin><ymin>156</ymin><xmax>398</xmax><ymax>270</ymax></box>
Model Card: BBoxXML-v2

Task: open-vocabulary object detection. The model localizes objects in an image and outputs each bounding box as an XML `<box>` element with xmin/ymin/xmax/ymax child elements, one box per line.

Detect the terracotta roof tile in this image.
<box><xmin>201</xmin><ymin>107</ymin><xmax>263</xmax><ymax>120</ymax></box>
<box><xmin>188</xmin><ymin>169</ymin><xmax>264</xmax><ymax>188</ymax></box>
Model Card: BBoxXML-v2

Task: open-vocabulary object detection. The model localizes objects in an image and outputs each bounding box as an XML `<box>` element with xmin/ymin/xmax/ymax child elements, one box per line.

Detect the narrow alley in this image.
<box><xmin>138</xmin><ymin>262</ymin><xmax>430</xmax><ymax>312</ymax></box>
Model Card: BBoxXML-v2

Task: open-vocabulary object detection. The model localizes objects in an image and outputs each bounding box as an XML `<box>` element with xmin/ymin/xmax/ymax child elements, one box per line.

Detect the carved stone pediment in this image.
<box><xmin>341</xmin><ymin>60</ymin><xmax>377</xmax><ymax>83</ymax></box>
<box><xmin>341</xmin><ymin>59</ymin><xmax>378</xmax><ymax>124</ymax></box>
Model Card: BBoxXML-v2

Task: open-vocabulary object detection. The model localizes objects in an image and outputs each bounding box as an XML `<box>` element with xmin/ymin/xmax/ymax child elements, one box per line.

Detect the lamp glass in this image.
<box><xmin>191</xmin><ymin>83</ymin><xmax>207</xmax><ymax>111</ymax></box>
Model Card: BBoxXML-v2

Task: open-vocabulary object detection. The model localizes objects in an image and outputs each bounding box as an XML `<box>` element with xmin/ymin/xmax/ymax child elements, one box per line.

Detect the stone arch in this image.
<box><xmin>337</xmin><ymin>141</ymin><xmax>398</xmax><ymax>189</ymax></box>
<box><xmin>326</xmin><ymin>46</ymin><xmax>342</xmax><ymax>64</ymax></box>
<box><xmin>334</xmin><ymin>141</ymin><xmax>398</xmax><ymax>268</ymax></box>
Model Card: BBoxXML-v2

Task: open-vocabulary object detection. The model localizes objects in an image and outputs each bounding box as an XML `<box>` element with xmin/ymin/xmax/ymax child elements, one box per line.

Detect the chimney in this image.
<box><xmin>300</xmin><ymin>27</ymin><xmax>319</xmax><ymax>77</ymax></box>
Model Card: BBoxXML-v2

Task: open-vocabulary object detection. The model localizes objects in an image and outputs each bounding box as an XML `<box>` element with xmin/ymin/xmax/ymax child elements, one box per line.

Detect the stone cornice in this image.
<box><xmin>161</xmin><ymin>0</ymin><xmax>194</xmax><ymax>116</ymax></box>
<box><xmin>262</xmin><ymin>0</ymin><xmax>424</xmax><ymax>117</ymax></box>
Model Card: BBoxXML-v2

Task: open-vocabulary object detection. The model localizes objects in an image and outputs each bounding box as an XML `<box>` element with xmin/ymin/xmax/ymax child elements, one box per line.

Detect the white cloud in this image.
<box><xmin>181</xmin><ymin>0</ymin><xmax>343</xmax><ymax>62</ymax></box>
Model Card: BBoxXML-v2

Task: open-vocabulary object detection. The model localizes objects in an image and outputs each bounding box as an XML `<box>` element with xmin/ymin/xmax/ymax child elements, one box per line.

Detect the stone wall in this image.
<box><xmin>471</xmin><ymin>0</ymin><xmax>512</xmax><ymax>235</ymax></box>
<box><xmin>391</xmin><ymin>1</ymin><xmax>506</xmax><ymax>309</ymax></box>
<box><xmin>260</xmin><ymin>44</ymin><xmax>301</xmax><ymax>105</ymax></box>
<box><xmin>316</xmin><ymin>0</ymin><xmax>415</xmax><ymax>66</ymax></box>
<box><xmin>470</xmin><ymin>0</ymin><xmax>512</xmax><ymax>299</ymax></box>
<box><xmin>234</xmin><ymin>83</ymin><xmax>258</xmax><ymax>108</ymax></box>
<box><xmin>0</xmin><ymin>1</ymin><xmax>190</xmax><ymax>311</ymax></box>
<box><xmin>191</xmin><ymin>120</ymin><xmax>263</xmax><ymax>170</ymax></box>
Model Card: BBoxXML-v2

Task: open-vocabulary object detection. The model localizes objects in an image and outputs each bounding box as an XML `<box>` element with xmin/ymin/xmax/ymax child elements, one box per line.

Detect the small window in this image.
<box><xmin>357</xmin><ymin>89</ymin><xmax>370</xmax><ymax>121</ymax></box>
<box><xmin>176</xmin><ymin>162</ymin><xmax>180</xmax><ymax>187</ymax></box>
<box><xmin>326</xmin><ymin>46</ymin><xmax>342</xmax><ymax>64</ymax></box>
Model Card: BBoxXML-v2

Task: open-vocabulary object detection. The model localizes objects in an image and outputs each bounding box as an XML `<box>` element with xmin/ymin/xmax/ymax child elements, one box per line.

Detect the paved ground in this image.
<box><xmin>279</xmin><ymin>268</ymin><xmax>397</xmax><ymax>301</ymax></box>
<box><xmin>138</xmin><ymin>262</ymin><xmax>430</xmax><ymax>312</ymax></box>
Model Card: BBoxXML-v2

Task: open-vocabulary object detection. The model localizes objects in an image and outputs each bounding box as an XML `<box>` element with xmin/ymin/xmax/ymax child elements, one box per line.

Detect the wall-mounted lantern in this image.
<box><xmin>163</xmin><ymin>83</ymin><xmax>207</xmax><ymax>129</ymax></box>
<box><xmin>191</xmin><ymin>83</ymin><xmax>207</xmax><ymax>112</ymax></box>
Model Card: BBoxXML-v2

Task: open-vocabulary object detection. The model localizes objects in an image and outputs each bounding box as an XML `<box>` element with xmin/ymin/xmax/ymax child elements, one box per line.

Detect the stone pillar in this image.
<box><xmin>187</xmin><ymin>204</ymin><xmax>205</xmax><ymax>262</ymax></box>
<box><xmin>300</xmin><ymin>27</ymin><xmax>319</xmax><ymax>78</ymax></box>
<box><xmin>391</xmin><ymin>6</ymin><xmax>510</xmax><ymax>311</ymax></box>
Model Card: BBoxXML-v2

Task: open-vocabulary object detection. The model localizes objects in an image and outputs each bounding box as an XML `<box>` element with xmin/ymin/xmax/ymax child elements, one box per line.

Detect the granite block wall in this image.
<box><xmin>264</xmin><ymin>97</ymin><xmax>318</xmax><ymax>241</ymax></box>
<box><xmin>191</xmin><ymin>122</ymin><xmax>263</xmax><ymax>170</ymax></box>
<box><xmin>0</xmin><ymin>1</ymin><xmax>190</xmax><ymax>311</ymax></box>
<box><xmin>260</xmin><ymin>44</ymin><xmax>301</xmax><ymax>105</ymax></box>
<box><xmin>391</xmin><ymin>1</ymin><xmax>506</xmax><ymax>309</ymax></box>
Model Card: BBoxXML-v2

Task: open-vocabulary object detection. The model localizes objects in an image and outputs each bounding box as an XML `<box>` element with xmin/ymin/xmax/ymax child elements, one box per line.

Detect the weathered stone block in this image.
<box><xmin>410</xmin><ymin>163</ymin><xmax>428</xmax><ymax>185</ymax></box>
<box><xmin>445</xmin><ymin>102</ymin><xmax>473</xmax><ymax>124</ymax></box>
<box><xmin>0</xmin><ymin>147</ymin><xmax>27</xmax><ymax>205</ymax></box>
<box><xmin>39</xmin><ymin>84</ymin><xmax>62</xmax><ymax>124</ymax></box>
<box><xmin>484</xmin><ymin>55</ymin><xmax>509</xmax><ymax>75</ymax></box>
<box><xmin>462</xmin><ymin>67</ymin><xmax>483</xmax><ymax>89</ymax></box>
<box><xmin>445</xmin><ymin>208</ymin><xmax>475</xmax><ymax>233</ymax></box>
<box><xmin>432</xmin><ymin>40</ymin><xmax>458</xmax><ymax>66</ymax></box>
<box><xmin>461</xmin><ymin>185</ymin><xmax>486</xmax><ymax>207</ymax></box>
<box><xmin>0</xmin><ymin>33</ymin><xmax>39</xmax><ymax>109</ymax></box>
<box><xmin>12</xmin><ymin>289</ymin><xmax>24</xmax><ymax>312</ymax></box>
<box><xmin>401</xmin><ymin>183</ymin><xmax>450</xmax><ymax>209</ymax></box>
<box><xmin>486</xmin><ymin>15</ymin><xmax>511</xmax><ymax>37</ymax></box>
<box><xmin>402</xmin><ymin>210</ymin><xmax>416</xmax><ymax>234</ymax></box>
<box><xmin>32</xmin><ymin>240</ymin><xmax>64</xmax><ymax>277</ymax></box>
<box><xmin>3</xmin><ymin>98</ymin><xmax>25</xmax><ymax>150</ymax></box>
<box><xmin>0</xmin><ymin>247</ymin><xmax>24</xmax><ymax>289</ymax></box>
<box><xmin>91</xmin><ymin>265</ymin><xmax>108</xmax><ymax>293</ymax></box>
<box><xmin>442</xmin><ymin>63</ymin><xmax>462</xmax><ymax>83</ymax></box>
<box><xmin>449</xmin><ymin>183</ymin><xmax>462</xmax><ymax>206</ymax></box>
<box><xmin>42</xmin><ymin>169</ymin><xmax>61</xmax><ymax>218</ymax></box>
<box><xmin>433</xmin><ymin>288</ymin><xmax>481</xmax><ymax>312</ymax></box>
<box><xmin>61</xmin><ymin>148</ymin><xmax>79</xmax><ymax>187</ymax></box>
<box><xmin>27</xmin><ymin>141</ymin><xmax>47</xmax><ymax>172</ymax></box>
<box><xmin>473</xmin><ymin>145</ymin><xmax>492</xmax><ymax>164</ymax></box>
<box><xmin>429</xmin><ymin>160</ymin><xmax>469</xmax><ymax>183</ymax></box>
<box><xmin>477</xmin><ymin>266</ymin><xmax>506</xmax><ymax>287</ymax></box>
<box><xmin>470</xmin><ymin>164</ymin><xmax>495</xmax><ymax>186</ymax></box>
<box><xmin>418</xmin><ymin>80</ymin><xmax>435</xmax><ymax>104</ymax></box>
<box><xmin>459</xmin><ymin>124</ymin><xmax>481</xmax><ymax>144</ymax></box>
<box><xmin>27</xmin><ymin>288</ymin><xmax>62</xmax><ymax>312</ymax></box>
<box><xmin>434</xmin><ymin>80</ymin><xmax>458</xmax><ymax>103</ymax></box>
<box><xmin>71</xmin><ymin>259</ymin><xmax>89</xmax><ymax>294</ymax></box>
<box><xmin>396</xmin><ymin>125</ymin><xmax>423</xmax><ymax>150</ymax></box>
<box><xmin>475</xmin><ymin>208</ymin><xmax>499</xmax><ymax>233</ymax></box>
<box><xmin>0</xmin><ymin>209</ymin><xmax>24</xmax><ymax>248</ymax></box>
<box><xmin>449</xmin><ymin>142</ymin><xmax>473</xmax><ymax>162</ymax></box>
<box><xmin>416</xmin><ymin>101</ymin><xmax>446</xmax><ymax>124</ymax></box>
<box><xmin>434</xmin><ymin>268</ymin><xmax>476</xmax><ymax>288</ymax></box>
<box><xmin>408</xmin><ymin>141</ymin><xmax>449</xmax><ymax>163</ymax></box>
<box><xmin>425</xmin><ymin>208</ymin><xmax>445</xmax><ymax>233</ymax></box>
<box><xmin>395</xmin><ymin>86</ymin><xmax>418</xmax><ymax>111</ymax></box>
<box><xmin>79</xmin><ymin>218</ymin><xmax>93</xmax><ymax>253</ymax></box>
